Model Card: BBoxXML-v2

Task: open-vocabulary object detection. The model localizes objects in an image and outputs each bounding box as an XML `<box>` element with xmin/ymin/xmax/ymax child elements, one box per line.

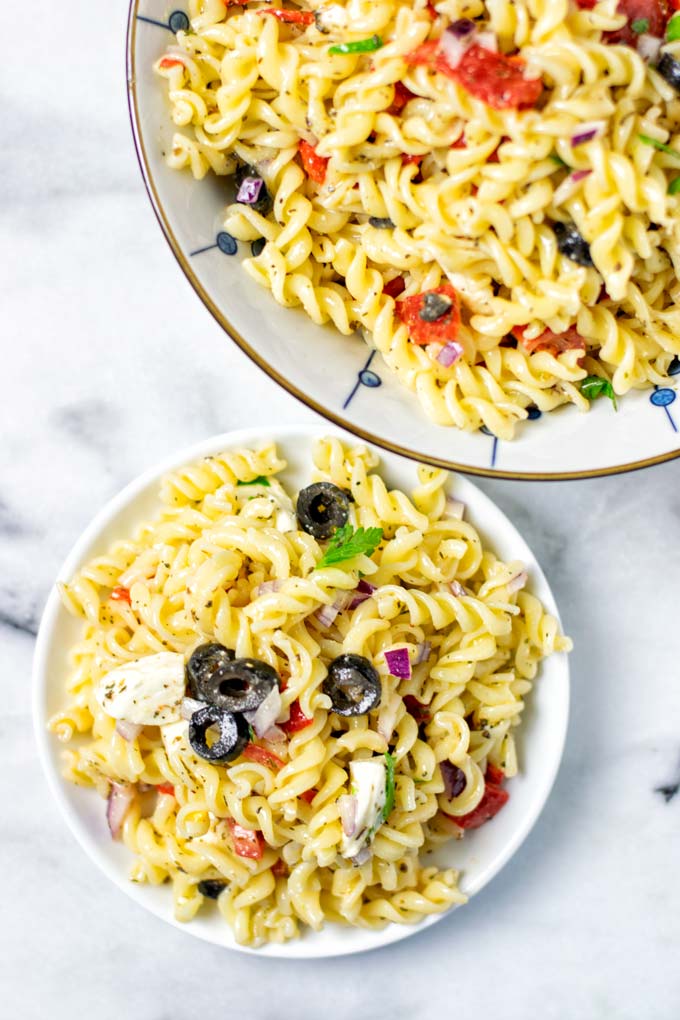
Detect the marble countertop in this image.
<box><xmin>3</xmin><ymin>1</ymin><xmax>680</xmax><ymax>1015</ymax></box>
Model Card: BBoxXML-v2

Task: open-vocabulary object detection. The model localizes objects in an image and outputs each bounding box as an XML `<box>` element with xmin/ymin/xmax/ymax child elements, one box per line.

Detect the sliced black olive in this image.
<box><xmin>552</xmin><ymin>221</ymin><xmax>593</xmax><ymax>267</ymax></box>
<box><xmin>186</xmin><ymin>642</ymin><xmax>235</xmax><ymax>701</ymax></box>
<box><xmin>200</xmin><ymin>657</ymin><xmax>279</xmax><ymax>713</ymax></box>
<box><xmin>440</xmin><ymin>761</ymin><xmax>467</xmax><ymax>799</ymax></box>
<box><xmin>323</xmin><ymin>653</ymin><xmax>382</xmax><ymax>716</ymax></box>
<box><xmin>368</xmin><ymin>216</ymin><xmax>395</xmax><ymax>229</ymax></box>
<box><xmin>418</xmin><ymin>292</ymin><xmax>453</xmax><ymax>322</ymax></box>
<box><xmin>198</xmin><ymin>879</ymin><xmax>228</xmax><ymax>899</ymax></box>
<box><xmin>296</xmin><ymin>482</ymin><xmax>351</xmax><ymax>539</ymax></box>
<box><xmin>657</xmin><ymin>53</ymin><xmax>680</xmax><ymax>94</ymax></box>
<box><xmin>188</xmin><ymin>705</ymin><xmax>249</xmax><ymax>763</ymax></box>
<box><xmin>234</xmin><ymin>163</ymin><xmax>272</xmax><ymax>214</ymax></box>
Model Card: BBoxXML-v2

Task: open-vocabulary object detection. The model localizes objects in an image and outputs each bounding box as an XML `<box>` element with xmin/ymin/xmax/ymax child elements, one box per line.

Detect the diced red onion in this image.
<box><xmin>256</xmin><ymin>580</ymin><xmax>284</xmax><ymax>596</ymax></box>
<box><xmin>236</xmin><ymin>176</ymin><xmax>265</xmax><ymax>204</ymax></box>
<box><xmin>440</xmin><ymin>27</ymin><xmax>471</xmax><ymax>69</ymax></box>
<box><xmin>244</xmin><ymin>684</ymin><xmax>282</xmax><ymax>738</ymax></box>
<box><xmin>352</xmin><ymin>846</ymin><xmax>372</xmax><ymax>865</ymax></box>
<box><xmin>436</xmin><ymin>341</ymin><xmax>463</xmax><ymax>368</ymax></box>
<box><xmin>416</xmin><ymin>641</ymin><xmax>431</xmax><ymax>664</ymax></box>
<box><xmin>506</xmin><ymin>570</ymin><xmax>528</xmax><ymax>594</ymax></box>
<box><xmin>315</xmin><ymin>603</ymin><xmax>340</xmax><ymax>628</ymax></box>
<box><xmin>262</xmin><ymin>724</ymin><xmax>287</xmax><ymax>744</ymax></box>
<box><xmin>333</xmin><ymin>590</ymin><xmax>355</xmax><ymax>612</ymax></box>
<box><xmin>449</xmin><ymin>580</ymin><xmax>466</xmax><ymax>597</ymax></box>
<box><xmin>475</xmin><ymin>30</ymin><xmax>498</xmax><ymax>52</ymax></box>
<box><xmin>571</xmin><ymin>169</ymin><xmax>592</xmax><ymax>182</ymax></box>
<box><xmin>440</xmin><ymin>761</ymin><xmax>467</xmax><ymax>799</ymax></box>
<box><xmin>638</xmin><ymin>33</ymin><xmax>662</xmax><ymax>63</ymax></box>
<box><xmin>449</xmin><ymin>17</ymin><xmax>476</xmax><ymax>38</ymax></box>
<box><xmin>384</xmin><ymin>647</ymin><xmax>411</xmax><ymax>679</ymax></box>
<box><xmin>552</xmin><ymin>168</ymin><xmax>592</xmax><ymax>207</ymax></box>
<box><xmin>443</xmin><ymin>496</ymin><xmax>465</xmax><ymax>520</ymax></box>
<box><xmin>180</xmin><ymin>697</ymin><xmax>204</xmax><ymax>721</ymax></box>
<box><xmin>338</xmin><ymin>794</ymin><xmax>358</xmax><ymax>836</ymax></box>
<box><xmin>106</xmin><ymin>782</ymin><xmax>135</xmax><ymax>840</ymax></box>
<box><xmin>571</xmin><ymin>122</ymin><xmax>604</xmax><ymax>147</ymax></box>
<box><xmin>348</xmin><ymin>579</ymin><xmax>377</xmax><ymax>610</ymax></box>
<box><xmin>357</xmin><ymin>578</ymin><xmax>377</xmax><ymax>595</ymax></box>
<box><xmin>115</xmin><ymin>720</ymin><xmax>142</xmax><ymax>741</ymax></box>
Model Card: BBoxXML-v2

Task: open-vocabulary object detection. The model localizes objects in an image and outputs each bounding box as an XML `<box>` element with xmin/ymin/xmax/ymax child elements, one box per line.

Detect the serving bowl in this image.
<box><xmin>34</xmin><ymin>424</ymin><xmax>570</xmax><ymax>956</ymax></box>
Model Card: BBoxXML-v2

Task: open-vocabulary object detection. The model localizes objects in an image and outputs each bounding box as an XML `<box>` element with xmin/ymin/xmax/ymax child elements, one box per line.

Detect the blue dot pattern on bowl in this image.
<box><xmin>343</xmin><ymin>351</ymin><xmax>382</xmax><ymax>410</ymax></box>
<box><xmin>137</xmin><ymin>8</ymin><xmax>188</xmax><ymax>32</ymax></box>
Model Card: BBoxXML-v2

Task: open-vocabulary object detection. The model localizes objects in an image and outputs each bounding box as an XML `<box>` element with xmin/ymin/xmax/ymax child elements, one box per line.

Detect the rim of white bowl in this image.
<box><xmin>125</xmin><ymin>1</ymin><xmax>680</xmax><ymax>482</ymax></box>
<box><xmin>33</xmin><ymin>424</ymin><xmax>570</xmax><ymax>957</ymax></box>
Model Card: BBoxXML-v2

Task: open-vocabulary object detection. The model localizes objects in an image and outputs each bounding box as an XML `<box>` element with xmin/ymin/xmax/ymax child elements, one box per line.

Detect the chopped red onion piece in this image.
<box><xmin>384</xmin><ymin>647</ymin><xmax>411</xmax><ymax>679</ymax></box>
<box><xmin>506</xmin><ymin>570</ymin><xmax>528</xmax><ymax>595</ymax></box>
<box><xmin>571</xmin><ymin>169</ymin><xmax>591</xmax><ymax>182</ymax></box>
<box><xmin>115</xmin><ymin>720</ymin><xmax>142</xmax><ymax>741</ymax></box>
<box><xmin>440</xmin><ymin>761</ymin><xmax>467</xmax><ymax>799</ymax></box>
<box><xmin>348</xmin><ymin>578</ymin><xmax>378</xmax><ymax>610</ymax></box>
<box><xmin>449</xmin><ymin>17</ymin><xmax>476</xmax><ymax>38</ymax></box>
<box><xmin>351</xmin><ymin>846</ymin><xmax>372</xmax><ymax>866</ymax></box>
<box><xmin>315</xmin><ymin>603</ymin><xmax>340</xmax><ymax>628</ymax></box>
<box><xmin>256</xmin><ymin>580</ymin><xmax>284</xmax><ymax>596</ymax></box>
<box><xmin>571</xmin><ymin>121</ymin><xmax>604</xmax><ymax>147</ymax></box>
<box><xmin>475</xmin><ymin>30</ymin><xmax>498</xmax><ymax>52</ymax></box>
<box><xmin>440</xmin><ymin>27</ymin><xmax>470</xmax><ymax>69</ymax></box>
<box><xmin>180</xmin><ymin>697</ymin><xmax>204</xmax><ymax>721</ymax></box>
<box><xmin>436</xmin><ymin>341</ymin><xmax>463</xmax><ymax>368</ymax></box>
<box><xmin>638</xmin><ymin>33</ymin><xmax>662</xmax><ymax>63</ymax></box>
<box><xmin>333</xmin><ymin>590</ymin><xmax>355</xmax><ymax>612</ymax></box>
<box><xmin>357</xmin><ymin>579</ymin><xmax>377</xmax><ymax>595</ymax></box>
<box><xmin>261</xmin><ymin>724</ymin><xmax>287</xmax><ymax>744</ymax></box>
<box><xmin>443</xmin><ymin>496</ymin><xmax>465</xmax><ymax>520</ymax></box>
<box><xmin>106</xmin><ymin>782</ymin><xmax>135</xmax><ymax>840</ymax></box>
<box><xmin>338</xmin><ymin>793</ymin><xmax>358</xmax><ymax>836</ymax></box>
<box><xmin>244</xmin><ymin>684</ymin><xmax>282</xmax><ymax>738</ymax></box>
<box><xmin>552</xmin><ymin>169</ymin><xmax>592</xmax><ymax>207</ymax></box>
<box><xmin>450</xmin><ymin>580</ymin><xmax>466</xmax><ymax>597</ymax></box>
<box><xmin>236</xmin><ymin>176</ymin><xmax>265</xmax><ymax>204</ymax></box>
<box><xmin>416</xmin><ymin>641</ymin><xmax>431</xmax><ymax>664</ymax></box>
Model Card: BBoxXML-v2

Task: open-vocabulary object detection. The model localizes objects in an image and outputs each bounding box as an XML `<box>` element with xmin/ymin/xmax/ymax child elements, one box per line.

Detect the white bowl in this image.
<box><xmin>33</xmin><ymin>425</ymin><xmax>570</xmax><ymax>957</ymax></box>
<box><xmin>126</xmin><ymin>1</ymin><xmax>680</xmax><ymax>481</ymax></box>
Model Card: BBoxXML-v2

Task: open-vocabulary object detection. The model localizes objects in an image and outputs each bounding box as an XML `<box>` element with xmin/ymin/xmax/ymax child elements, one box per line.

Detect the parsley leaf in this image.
<box><xmin>382</xmin><ymin>752</ymin><xmax>396</xmax><ymax>822</ymax></box>
<box><xmin>237</xmin><ymin>475</ymin><xmax>271</xmax><ymax>487</ymax></box>
<box><xmin>316</xmin><ymin>523</ymin><xmax>383</xmax><ymax>567</ymax></box>
<box><xmin>581</xmin><ymin>375</ymin><xmax>618</xmax><ymax>409</ymax></box>
<box><xmin>549</xmin><ymin>153</ymin><xmax>568</xmax><ymax>168</ymax></box>
<box><xmin>668</xmin><ymin>12</ymin><xmax>680</xmax><ymax>40</ymax></box>
<box><xmin>639</xmin><ymin>133</ymin><xmax>680</xmax><ymax>161</ymax></box>
<box><xmin>631</xmin><ymin>17</ymin><xmax>649</xmax><ymax>33</ymax></box>
<box><xmin>669</xmin><ymin>176</ymin><xmax>680</xmax><ymax>195</ymax></box>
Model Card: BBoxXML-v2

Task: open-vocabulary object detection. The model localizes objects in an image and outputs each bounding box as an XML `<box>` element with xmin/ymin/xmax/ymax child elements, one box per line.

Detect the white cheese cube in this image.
<box><xmin>341</xmin><ymin>758</ymin><xmax>387</xmax><ymax>859</ymax></box>
<box><xmin>95</xmin><ymin>651</ymin><xmax>185</xmax><ymax>726</ymax></box>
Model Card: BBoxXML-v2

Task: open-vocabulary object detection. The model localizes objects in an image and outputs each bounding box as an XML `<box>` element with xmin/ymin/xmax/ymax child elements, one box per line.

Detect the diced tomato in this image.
<box><xmin>157</xmin><ymin>783</ymin><xmax>175</xmax><ymax>796</ymax></box>
<box><xmin>260</xmin><ymin>7</ymin><xmax>315</xmax><ymax>23</ymax></box>
<box><xmin>272</xmin><ymin>858</ymin><xmax>288</xmax><ymax>876</ymax></box>
<box><xmin>574</xmin><ymin>0</ymin><xmax>598</xmax><ymax>8</ymax></box>
<box><xmin>281</xmin><ymin>700</ymin><xmax>313</xmax><ymax>735</ymax></box>
<box><xmin>406</xmin><ymin>41</ymin><xmax>542</xmax><ymax>110</ymax></box>
<box><xmin>445</xmin><ymin>770</ymin><xmax>509</xmax><ymax>830</ymax></box>
<box><xmin>158</xmin><ymin>57</ymin><xmax>184</xmax><ymax>69</ymax></box>
<box><xmin>512</xmin><ymin>323</ymin><xmax>586</xmax><ymax>357</ymax></box>
<box><xmin>401</xmin><ymin>153</ymin><xmax>424</xmax><ymax>167</ymax></box>
<box><xmin>383</xmin><ymin>275</ymin><xmax>406</xmax><ymax>299</ymax></box>
<box><xmin>403</xmin><ymin>695</ymin><xmax>431</xmax><ymax>724</ymax></box>
<box><xmin>451</xmin><ymin>135</ymin><xmax>467</xmax><ymax>149</ymax></box>
<box><xmin>299</xmin><ymin>139</ymin><xmax>329</xmax><ymax>184</ymax></box>
<box><xmin>299</xmin><ymin>787</ymin><xmax>318</xmax><ymax>804</ymax></box>
<box><xmin>227</xmin><ymin>819</ymin><xmax>265</xmax><ymax>860</ymax></box>
<box><xmin>603</xmin><ymin>0</ymin><xmax>668</xmax><ymax>46</ymax></box>
<box><xmin>388</xmin><ymin>81</ymin><xmax>416</xmax><ymax>114</ymax></box>
<box><xmin>396</xmin><ymin>283</ymin><xmax>461</xmax><ymax>347</ymax></box>
<box><xmin>242</xmin><ymin>744</ymin><xmax>286</xmax><ymax>770</ymax></box>
<box><xmin>425</xmin><ymin>1</ymin><xmax>439</xmax><ymax>17</ymax></box>
<box><xmin>110</xmin><ymin>586</ymin><xmax>131</xmax><ymax>603</ymax></box>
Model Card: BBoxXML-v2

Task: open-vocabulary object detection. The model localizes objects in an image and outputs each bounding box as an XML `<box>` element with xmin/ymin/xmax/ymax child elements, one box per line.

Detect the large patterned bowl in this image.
<box><xmin>127</xmin><ymin>1</ymin><xmax>680</xmax><ymax>480</ymax></box>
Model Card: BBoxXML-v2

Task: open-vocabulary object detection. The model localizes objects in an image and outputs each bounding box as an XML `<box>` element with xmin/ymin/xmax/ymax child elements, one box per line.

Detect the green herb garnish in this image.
<box><xmin>248</xmin><ymin>723</ymin><xmax>256</xmax><ymax>741</ymax></box>
<box><xmin>631</xmin><ymin>17</ymin><xmax>649</xmax><ymax>33</ymax></box>
<box><xmin>581</xmin><ymin>375</ymin><xmax>618</xmax><ymax>409</ymax></box>
<box><xmin>667</xmin><ymin>12</ymin><xmax>680</xmax><ymax>40</ymax></box>
<box><xmin>329</xmin><ymin>34</ymin><xmax>383</xmax><ymax>55</ymax></box>
<box><xmin>669</xmin><ymin>176</ymin><xmax>680</xmax><ymax>194</ymax></box>
<box><xmin>382</xmin><ymin>752</ymin><xmax>396</xmax><ymax>822</ymax></box>
<box><xmin>639</xmin><ymin>133</ymin><xmax>680</xmax><ymax>160</ymax></box>
<box><xmin>317</xmin><ymin>523</ymin><xmax>383</xmax><ymax>567</ymax></box>
<box><xmin>549</xmin><ymin>153</ymin><xmax>568</xmax><ymax>168</ymax></box>
<box><xmin>236</xmin><ymin>475</ymin><xmax>271</xmax><ymax>487</ymax></box>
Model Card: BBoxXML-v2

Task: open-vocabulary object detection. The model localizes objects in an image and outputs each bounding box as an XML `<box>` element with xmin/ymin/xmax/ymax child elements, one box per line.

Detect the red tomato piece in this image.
<box><xmin>227</xmin><ymin>820</ymin><xmax>265</xmax><ymax>859</ymax></box>
<box><xmin>406</xmin><ymin>42</ymin><xmax>542</xmax><ymax>110</ymax></box>
<box><xmin>388</xmin><ymin>81</ymin><xmax>416</xmax><ymax>114</ymax></box>
<box><xmin>425</xmin><ymin>1</ymin><xmax>439</xmax><ymax>17</ymax></box>
<box><xmin>406</xmin><ymin>40</ymin><xmax>440</xmax><ymax>66</ymax></box>
<box><xmin>603</xmin><ymin>0</ymin><xmax>668</xmax><ymax>46</ymax></box>
<box><xmin>574</xmin><ymin>0</ymin><xmax>598</xmax><ymax>8</ymax></box>
<box><xmin>242</xmin><ymin>744</ymin><xmax>286</xmax><ymax>770</ymax></box>
<box><xmin>403</xmin><ymin>695</ymin><xmax>431</xmax><ymax>724</ymax></box>
<box><xmin>446</xmin><ymin>775</ymin><xmax>509</xmax><ymax>830</ymax></box>
<box><xmin>299</xmin><ymin>139</ymin><xmax>329</xmax><ymax>184</ymax></box>
<box><xmin>485</xmin><ymin>763</ymin><xmax>505</xmax><ymax>785</ymax></box>
<box><xmin>401</xmin><ymin>153</ymin><xmax>424</xmax><ymax>166</ymax></box>
<box><xmin>157</xmin><ymin>783</ymin><xmax>175</xmax><ymax>796</ymax></box>
<box><xmin>383</xmin><ymin>275</ymin><xmax>406</xmax><ymax>299</ymax></box>
<box><xmin>396</xmin><ymin>283</ymin><xmax>461</xmax><ymax>347</ymax></box>
<box><xmin>158</xmin><ymin>57</ymin><xmax>184</xmax><ymax>69</ymax></box>
<box><xmin>512</xmin><ymin>324</ymin><xmax>586</xmax><ymax>357</ymax></box>
<box><xmin>110</xmin><ymin>586</ymin><xmax>131</xmax><ymax>603</ymax></box>
<box><xmin>272</xmin><ymin>858</ymin><xmax>288</xmax><ymax>876</ymax></box>
<box><xmin>299</xmin><ymin>787</ymin><xmax>318</xmax><ymax>804</ymax></box>
<box><xmin>260</xmin><ymin>7</ymin><xmax>315</xmax><ymax>23</ymax></box>
<box><xmin>281</xmin><ymin>700</ymin><xmax>313</xmax><ymax>734</ymax></box>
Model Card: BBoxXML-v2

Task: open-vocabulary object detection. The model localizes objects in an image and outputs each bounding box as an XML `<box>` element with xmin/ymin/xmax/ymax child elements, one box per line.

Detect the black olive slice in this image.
<box><xmin>188</xmin><ymin>705</ymin><xmax>249</xmax><ymax>763</ymax></box>
<box><xmin>323</xmin><ymin>653</ymin><xmax>382</xmax><ymax>716</ymax></box>
<box><xmin>657</xmin><ymin>53</ymin><xmax>680</xmax><ymax>94</ymax></box>
<box><xmin>186</xmin><ymin>642</ymin><xmax>235</xmax><ymax>701</ymax></box>
<box><xmin>418</xmin><ymin>292</ymin><xmax>453</xmax><ymax>322</ymax></box>
<box><xmin>296</xmin><ymin>482</ymin><xmax>351</xmax><ymax>539</ymax></box>
<box><xmin>198</xmin><ymin>879</ymin><xmax>228</xmax><ymax>899</ymax></box>
<box><xmin>368</xmin><ymin>216</ymin><xmax>395</xmax><ymax>229</ymax></box>
<box><xmin>552</xmin><ymin>221</ymin><xmax>593</xmax><ymax>267</ymax></box>
<box><xmin>201</xmin><ymin>657</ymin><xmax>279</xmax><ymax>713</ymax></box>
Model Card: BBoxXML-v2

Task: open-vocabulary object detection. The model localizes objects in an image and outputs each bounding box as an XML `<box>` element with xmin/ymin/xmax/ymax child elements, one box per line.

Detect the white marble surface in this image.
<box><xmin>3</xmin><ymin>1</ymin><xmax>680</xmax><ymax>1015</ymax></box>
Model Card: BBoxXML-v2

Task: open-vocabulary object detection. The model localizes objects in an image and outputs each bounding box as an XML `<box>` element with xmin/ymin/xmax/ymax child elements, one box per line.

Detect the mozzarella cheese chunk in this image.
<box><xmin>341</xmin><ymin>758</ymin><xmax>387</xmax><ymax>859</ymax></box>
<box><xmin>95</xmin><ymin>652</ymin><xmax>185</xmax><ymax>726</ymax></box>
